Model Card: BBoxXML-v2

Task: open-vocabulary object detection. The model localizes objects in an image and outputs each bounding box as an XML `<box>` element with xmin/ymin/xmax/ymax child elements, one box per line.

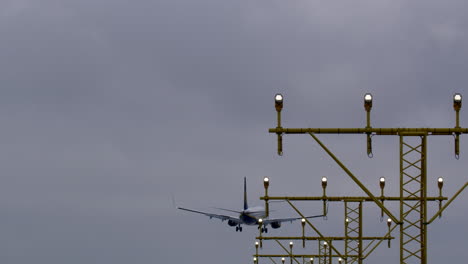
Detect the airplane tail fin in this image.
<box><xmin>243</xmin><ymin>177</ymin><xmax>248</xmax><ymax>210</ymax></box>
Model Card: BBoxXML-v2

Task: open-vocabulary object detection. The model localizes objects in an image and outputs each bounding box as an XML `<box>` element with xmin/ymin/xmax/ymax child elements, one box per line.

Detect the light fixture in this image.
<box><xmin>380</xmin><ymin>177</ymin><xmax>385</xmax><ymax>189</ymax></box>
<box><xmin>263</xmin><ymin>177</ymin><xmax>270</xmax><ymax>188</ymax></box>
<box><xmin>438</xmin><ymin>177</ymin><xmax>444</xmax><ymax>189</ymax></box>
<box><xmin>310</xmin><ymin>257</ymin><xmax>314</xmax><ymax>264</ymax></box>
<box><xmin>321</xmin><ymin>177</ymin><xmax>328</xmax><ymax>188</ymax></box>
<box><xmin>338</xmin><ymin>257</ymin><xmax>343</xmax><ymax>264</ymax></box>
<box><xmin>364</xmin><ymin>93</ymin><xmax>373</xmax><ymax>111</ymax></box>
<box><xmin>454</xmin><ymin>93</ymin><xmax>462</xmax><ymax>111</ymax></box>
<box><xmin>275</xmin><ymin>93</ymin><xmax>284</xmax><ymax>111</ymax></box>
<box><xmin>282</xmin><ymin>257</ymin><xmax>285</xmax><ymax>264</ymax></box>
<box><xmin>387</xmin><ymin>218</ymin><xmax>392</xmax><ymax>227</ymax></box>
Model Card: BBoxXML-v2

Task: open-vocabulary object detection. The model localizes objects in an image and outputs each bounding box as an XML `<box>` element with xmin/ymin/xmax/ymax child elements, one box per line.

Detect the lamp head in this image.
<box><xmin>275</xmin><ymin>93</ymin><xmax>284</xmax><ymax>112</ymax></box>
<box><xmin>289</xmin><ymin>241</ymin><xmax>294</xmax><ymax>248</ymax></box>
<box><xmin>387</xmin><ymin>218</ymin><xmax>392</xmax><ymax>227</ymax></box>
<box><xmin>301</xmin><ymin>218</ymin><xmax>306</xmax><ymax>226</ymax></box>
<box><xmin>258</xmin><ymin>219</ymin><xmax>263</xmax><ymax>225</ymax></box>
<box><xmin>454</xmin><ymin>93</ymin><xmax>462</xmax><ymax>111</ymax></box>
<box><xmin>263</xmin><ymin>177</ymin><xmax>270</xmax><ymax>188</ymax></box>
<box><xmin>438</xmin><ymin>177</ymin><xmax>444</xmax><ymax>189</ymax></box>
<box><xmin>321</xmin><ymin>177</ymin><xmax>328</xmax><ymax>189</ymax></box>
<box><xmin>379</xmin><ymin>177</ymin><xmax>386</xmax><ymax>189</ymax></box>
<box><xmin>364</xmin><ymin>93</ymin><xmax>373</xmax><ymax>111</ymax></box>
<box><xmin>338</xmin><ymin>258</ymin><xmax>343</xmax><ymax>264</ymax></box>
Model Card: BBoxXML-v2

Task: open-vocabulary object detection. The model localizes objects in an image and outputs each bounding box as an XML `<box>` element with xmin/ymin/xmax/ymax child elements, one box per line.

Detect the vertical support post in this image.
<box><xmin>344</xmin><ymin>202</ymin><xmax>361</xmax><ymax>264</ymax></box>
<box><xmin>399</xmin><ymin>136</ymin><xmax>404</xmax><ymax>264</ymax></box>
<box><xmin>344</xmin><ymin>202</ymin><xmax>348</xmax><ymax>264</ymax></box>
<box><xmin>358</xmin><ymin>202</ymin><xmax>363</xmax><ymax>264</ymax></box>
<box><xmin>399</xmin><ymin>135</ymin><xmax>427</xmax><ymax>264</ymax></box>
<box><xmin>421</xmin><ymin>136</ymin><xmax>427</xmax><ymax>264</ymax></box>
<box><xmin>264</xmin><ymin>178</ymin><xmax>270</xmax><ymax>218</ymax></box>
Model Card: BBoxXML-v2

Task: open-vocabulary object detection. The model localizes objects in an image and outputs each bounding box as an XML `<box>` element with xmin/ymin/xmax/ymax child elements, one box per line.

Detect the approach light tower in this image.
<box><xmin>261</xmin><ymin>93</ymin><xmax>468</xmax><ymax>264</ymax></box>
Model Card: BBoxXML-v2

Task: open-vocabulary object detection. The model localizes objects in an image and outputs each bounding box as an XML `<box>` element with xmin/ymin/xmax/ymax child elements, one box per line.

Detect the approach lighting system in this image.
<box><xmin>263</xmin><ymin>93</ymin><xmax>468</xmax><ymax>263</ymax></box>
<box><xmin>275</xmin><ymin>93</ymin><xmax>284</xmax><ymax>112</ymax></box>
<box><xmin>454</xmin><ymin>93</ymin><xmax>462</xmax><ymax>111</ymax></box>
<box><xmin>364</xmin><ymin>93</ymin><xmax>373</xmax><ymax>111</ymax></box>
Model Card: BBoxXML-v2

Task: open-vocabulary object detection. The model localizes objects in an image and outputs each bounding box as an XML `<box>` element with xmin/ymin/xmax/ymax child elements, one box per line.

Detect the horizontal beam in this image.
<box><xmin>255</xmin><ymin>254</ymin><xmax>358</xmax><ymax>258</ymax></box>
<box><xmin>261</xmin><ymin>196</ymin><xmax>447</xmax><ymax>202</ymax></box>
<box><xmin>269</xmin><ymin>127</ymin><xmax>468</xmax><ymax>135</ymax></box>
<box><xmin>257</xmin><ymin>236</ymin><xmax>395</xmax><ymax>241</ymax></box>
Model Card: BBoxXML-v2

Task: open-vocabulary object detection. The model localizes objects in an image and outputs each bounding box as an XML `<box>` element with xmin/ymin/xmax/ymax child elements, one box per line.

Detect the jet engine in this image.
<box><xmin>228</xmin><ymin>220</ymin><xmax>237</xmax><ymax>226</ymax></box>
<box><xmin>270</xmin><ymin>221</ymin><xmax>281</xmax><ymax>229</ymax></box>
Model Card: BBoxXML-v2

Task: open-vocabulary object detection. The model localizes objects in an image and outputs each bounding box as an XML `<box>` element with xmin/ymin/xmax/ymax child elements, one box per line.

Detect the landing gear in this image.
<box><xmin>236</xmin><ymin>226</ymin><xmax>243</xmax><ymax>232</ymax></box>
<box><xmin>236</xmin><ymin>227</ymin><xmax>239</xmax><ymax>232</ymax></box>
<box><xmin>260</xmin><ymin>227</ymin><xmax>268</xmax><ymax>233</ymax></box>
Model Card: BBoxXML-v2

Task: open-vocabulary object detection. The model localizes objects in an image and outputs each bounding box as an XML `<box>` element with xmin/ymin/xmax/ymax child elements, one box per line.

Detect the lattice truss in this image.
<box><xmin>400</xmin><ymin>136</ymin><xmax>427</xmax><ymax>264</ymax></box>
<box><xmin>318</xmin><ymin>240</ymin><xmax>331</xmax><ymax>264</ymax></box>
<box><xmin>345</xmin><ymin>202</ymin><xmax>362</xmax><ymax>264</ymax></box>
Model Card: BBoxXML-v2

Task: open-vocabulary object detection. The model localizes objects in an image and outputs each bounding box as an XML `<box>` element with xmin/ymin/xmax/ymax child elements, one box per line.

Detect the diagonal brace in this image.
<box><xmin>275</xmin><ymin>240</ymin><xmax>301</xmax><ymax>264</ymax></box>
<box><xmin>286</xmin><ymin>200</ymin><xmax>345</xmax><ymax>260</ymax></box>
<box><xmin>426</xmin><ymin>181</ymin><xmax>468</xmax><ymax>224</ymax></box>
<box><xmin>308</xmin><ymin>132</ymin><xmax>401</xmax><ymax>224</ymax></box>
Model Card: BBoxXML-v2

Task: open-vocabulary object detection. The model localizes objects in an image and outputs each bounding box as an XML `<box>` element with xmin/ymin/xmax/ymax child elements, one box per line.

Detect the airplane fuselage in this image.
<box><xmin>239</xmin><ymin>206</ymin><xmax>266</xmax><ymax>225</ymax></box>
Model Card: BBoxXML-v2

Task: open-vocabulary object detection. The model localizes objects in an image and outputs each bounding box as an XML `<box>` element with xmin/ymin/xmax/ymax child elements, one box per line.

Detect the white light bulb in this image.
<box><xmin>275</xmin><ymin>94</ymin><xmax>283</xmax><ymax>102</ymax></box>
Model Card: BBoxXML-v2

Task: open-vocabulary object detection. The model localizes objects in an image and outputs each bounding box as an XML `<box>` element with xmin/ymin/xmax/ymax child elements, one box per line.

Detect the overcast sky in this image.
<box><xmin>1</xmin><ymin>0</ymin><xmax>468</xmax><ymax>263</ymax></box>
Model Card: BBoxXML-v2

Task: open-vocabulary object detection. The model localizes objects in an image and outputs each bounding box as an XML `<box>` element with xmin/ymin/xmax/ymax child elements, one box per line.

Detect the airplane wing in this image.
<box><xmin>178</xmin><ymin>207</ymin><xmax>241</xmax><ymax>224</ymax></box>
<box><xmin>263</xmin><ymin>214</ymin><xmax>323</xmax><ymax>225</ymax></box>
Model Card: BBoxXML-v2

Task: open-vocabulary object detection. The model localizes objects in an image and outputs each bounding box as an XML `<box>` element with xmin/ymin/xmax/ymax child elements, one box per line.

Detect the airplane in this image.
<box><xmin>178</xmin><ymin>177</ymin><xmax>323</xmax><ymax>232</ymax></box>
